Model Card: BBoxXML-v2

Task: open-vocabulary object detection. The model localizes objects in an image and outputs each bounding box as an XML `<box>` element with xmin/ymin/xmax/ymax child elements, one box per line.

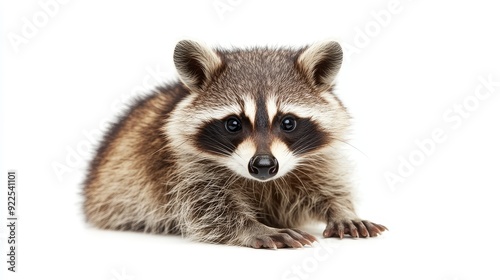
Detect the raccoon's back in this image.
<box><xmin>83</xmin><ymin>83</ymin><xmax>189</xmax><ymax>231</ymax></box>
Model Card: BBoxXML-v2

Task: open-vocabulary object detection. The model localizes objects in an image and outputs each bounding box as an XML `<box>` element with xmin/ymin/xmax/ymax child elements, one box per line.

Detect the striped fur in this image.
<box><xmin>83</xmin><ymin>40</ymin><xmax>387</xmax><ymax>249</ymax></box>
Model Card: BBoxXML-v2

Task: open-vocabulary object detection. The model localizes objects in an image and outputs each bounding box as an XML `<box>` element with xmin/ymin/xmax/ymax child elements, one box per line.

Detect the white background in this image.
<box><xmin>1</xmin><ymin>0</ymin><xmax>500</xmax><ymax>279</ymax></box>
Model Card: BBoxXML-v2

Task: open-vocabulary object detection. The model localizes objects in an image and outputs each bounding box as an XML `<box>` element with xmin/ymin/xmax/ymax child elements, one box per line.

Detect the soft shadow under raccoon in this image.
<box><xmin>83</xmin><ymin>40</ymin><xmax>387</xmax><ymax>249</ymax></box>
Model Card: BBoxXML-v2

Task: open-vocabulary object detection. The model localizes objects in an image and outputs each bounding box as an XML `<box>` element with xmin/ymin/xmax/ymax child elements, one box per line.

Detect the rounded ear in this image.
<box><xmin>296</xmin><ymin>41</ymin><xmax>343</xmax><ymax>90</ymax></box>
<box><xmin>173</xmin><ymin>40</ymin><xmax>224</xmax><ymax>91</ymax></box>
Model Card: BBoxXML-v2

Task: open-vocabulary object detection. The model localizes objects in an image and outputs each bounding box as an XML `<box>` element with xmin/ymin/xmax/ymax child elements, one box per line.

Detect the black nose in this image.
<box><xmin>248</xmin><ymin>154</ymin><xmax>279</xmax><ymax>180</ymax></box>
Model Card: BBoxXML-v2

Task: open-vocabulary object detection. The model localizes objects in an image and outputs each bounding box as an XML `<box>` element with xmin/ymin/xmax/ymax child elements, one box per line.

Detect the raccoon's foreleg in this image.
<box><xmin>175</xmin><ymin>186</ymin><xmax>315</xmax><ymax>249</ymax></box>
<box><xmin>316</xmin><ymin>189</ymin><xmax>388</xmax><ymax>239</ymax></box>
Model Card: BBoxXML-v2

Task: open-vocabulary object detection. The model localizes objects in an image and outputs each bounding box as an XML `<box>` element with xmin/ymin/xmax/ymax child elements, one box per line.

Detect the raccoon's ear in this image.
<box><xmin>173</xmin><ymin>40</ymin><xmax>224</xmax><ymax>91</ymax></box>
<box><xmin>296</xmin><ymin>41</ymin><xmax>343</xmax><ymax>90</ymax></box>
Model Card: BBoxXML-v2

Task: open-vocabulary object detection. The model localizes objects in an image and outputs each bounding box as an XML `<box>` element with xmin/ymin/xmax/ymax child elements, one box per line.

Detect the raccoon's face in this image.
<box><xmin>168</xmin><ymin>40</ymin><xmax>349</xmax><ymax>182</ymax></box>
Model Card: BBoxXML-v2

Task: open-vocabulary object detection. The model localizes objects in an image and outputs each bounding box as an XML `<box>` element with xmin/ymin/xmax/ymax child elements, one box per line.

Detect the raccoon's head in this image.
<box><xmin>167</xmin><ymin>40</ymin><xmax>349</xmax><ymax>182</ymax></box>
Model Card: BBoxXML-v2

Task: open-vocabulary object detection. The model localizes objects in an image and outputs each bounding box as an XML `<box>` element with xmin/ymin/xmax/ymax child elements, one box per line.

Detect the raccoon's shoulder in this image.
<box><xmin>137</xmin><ymin>82</ymin><xmax>191</xmax><ymax>118</ymax></box>
<box><xmin>85</xmin><ymin>82</ymin><xmax>189</xmax><ymax>182</ymax></box>
<box><xmin>101</xmin><ymin>82</ymin><xmax>189</xmax><ymax>145</ymax></box>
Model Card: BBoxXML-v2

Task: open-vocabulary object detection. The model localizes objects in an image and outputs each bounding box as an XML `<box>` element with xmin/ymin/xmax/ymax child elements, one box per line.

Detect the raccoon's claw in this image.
<box><xmin>250</xmin><ymin>228</ymin><xmax>317</xmax><ymax>249</ymax></box>
<box><xmin>323</xmin><ymin>220</ymin><xmax>388</xmax><ymax>239</ymax></box>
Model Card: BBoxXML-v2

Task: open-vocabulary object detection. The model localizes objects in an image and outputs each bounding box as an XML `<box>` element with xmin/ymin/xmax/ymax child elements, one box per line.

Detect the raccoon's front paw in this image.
<box><xmin>323</xmin><ymin>219</ymin><xmax>388</xmax><ymax>239</ymax></box>
<box><xmin>249</xmin><ymin>229</ymin><xmax>317</xmax><ymax>249</ymax></box>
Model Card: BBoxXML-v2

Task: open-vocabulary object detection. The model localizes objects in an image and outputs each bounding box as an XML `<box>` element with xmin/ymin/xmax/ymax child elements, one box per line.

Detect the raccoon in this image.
<box><xmin>83</xmin><ymin>40</ymin><xmax>387</xmax><ymax>249</ymax></box>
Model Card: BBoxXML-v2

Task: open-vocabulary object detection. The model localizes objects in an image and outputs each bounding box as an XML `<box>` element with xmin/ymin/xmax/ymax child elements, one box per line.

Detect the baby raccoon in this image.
<box><xmin>83</xmin><ymin>40</ymin><xmax>387</xmax><ymax>249</ymax></box>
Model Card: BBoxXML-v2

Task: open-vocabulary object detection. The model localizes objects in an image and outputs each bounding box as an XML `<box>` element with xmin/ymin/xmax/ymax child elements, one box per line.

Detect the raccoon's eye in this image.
<box><xmin>281</xmin><ymin>116</ymin><xmax>296</xmax><ymax>132</ymax></box>
<box><xmin>225</xmin><ymin>117</ymin><xmax>242</xmax><ymax>133</ymax></box>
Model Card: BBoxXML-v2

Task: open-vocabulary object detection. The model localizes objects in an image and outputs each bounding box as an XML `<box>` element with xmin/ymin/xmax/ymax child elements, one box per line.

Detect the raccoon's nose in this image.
<box><xmin>248</xmin><ymin>154</ymin><xmax>279</xmax><ymax>180</ymax></box>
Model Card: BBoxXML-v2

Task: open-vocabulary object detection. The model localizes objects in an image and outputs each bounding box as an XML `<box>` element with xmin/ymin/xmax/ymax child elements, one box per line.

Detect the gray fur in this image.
<box><xmin>83</xmin><ymin>40</ymin><xmax>387</xmax><ymax>249</ymax></box>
